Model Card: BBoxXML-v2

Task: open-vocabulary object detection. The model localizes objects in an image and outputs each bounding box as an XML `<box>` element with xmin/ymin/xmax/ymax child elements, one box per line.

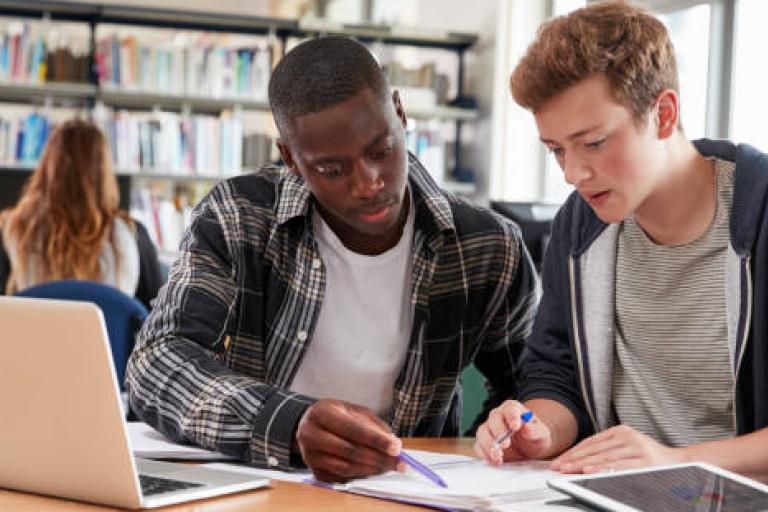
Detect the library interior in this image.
<box><xmin>1</xmin><ymin>0</ymin><xmax>767</xmax><ymax>511</ymax></box>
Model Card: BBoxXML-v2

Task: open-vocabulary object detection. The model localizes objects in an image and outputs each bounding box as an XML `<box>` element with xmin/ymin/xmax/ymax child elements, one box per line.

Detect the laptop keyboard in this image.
<box><xmin>139</xmin><ymin>474</ymin><xmax>204</xmax><ymax>496</ymax></box>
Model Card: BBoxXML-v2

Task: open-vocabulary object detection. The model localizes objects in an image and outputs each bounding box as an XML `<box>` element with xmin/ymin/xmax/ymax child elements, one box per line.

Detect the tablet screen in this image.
<box><xmin>571</xmin><ymin>466</ymin><xmax>768</xmax><ymax>511</ymax></box>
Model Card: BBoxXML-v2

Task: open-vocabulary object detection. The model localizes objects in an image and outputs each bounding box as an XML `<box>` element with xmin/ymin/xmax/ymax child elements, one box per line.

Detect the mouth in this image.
<box><xmin>359</xmin><ymin>199</ymin><xmax>397</xmax><ymax>223</ymax></box>
<box><xmin>583</xmin><ymin>190</ymin><xmax>610</xmax><ymax>207</ymax></box>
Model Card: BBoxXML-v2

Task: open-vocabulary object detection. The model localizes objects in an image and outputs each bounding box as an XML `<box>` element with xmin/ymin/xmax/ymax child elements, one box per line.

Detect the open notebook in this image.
<box><xmin>330</xmin><ymin>456</ymin><xmax>563</xmax><ymax>510</ymax></box>
<box><xmin>207</xmin><ymin>450</ymin><xmax>566</xmax><ymax>511</ymax></box>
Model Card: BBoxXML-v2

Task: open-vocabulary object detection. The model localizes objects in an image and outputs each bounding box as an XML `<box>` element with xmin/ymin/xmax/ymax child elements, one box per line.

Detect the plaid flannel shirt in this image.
<box><xmin>126</xmin><ymin>153</ymin><xmax>539</xmax><ymax>470</ymax></box>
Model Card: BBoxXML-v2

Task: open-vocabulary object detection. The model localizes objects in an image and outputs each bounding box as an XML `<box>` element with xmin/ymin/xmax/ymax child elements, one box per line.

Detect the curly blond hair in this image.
<box><xmin>510</xmin><ymin>1</ymin><xmax>678</xmax><ymax>124</ymax></box>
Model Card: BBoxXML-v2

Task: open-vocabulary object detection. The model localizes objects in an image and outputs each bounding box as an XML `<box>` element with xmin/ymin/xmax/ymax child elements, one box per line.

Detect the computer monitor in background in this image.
<box><xmin>491</xmin><ymin>201</ymin><xmax>560</xmax><ymax>272</ymax></box>
<box><xmin>0</xmin><ymin>171</ymin><xmax>131</xmax><ymax>211</ymax></box>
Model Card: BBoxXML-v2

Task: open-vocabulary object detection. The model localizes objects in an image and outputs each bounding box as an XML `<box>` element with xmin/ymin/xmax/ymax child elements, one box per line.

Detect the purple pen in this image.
<box><xmin>397</xmin><ymin>451</ymin><xmax>448</xmax><ymax>488</ymax></box>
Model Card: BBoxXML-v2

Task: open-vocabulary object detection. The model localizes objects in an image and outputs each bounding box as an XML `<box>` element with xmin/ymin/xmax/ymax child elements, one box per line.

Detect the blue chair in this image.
<box><xmin>16</xmin><ymin>280</ymin><xmax>149</xmax><ymax>390</ymax></box>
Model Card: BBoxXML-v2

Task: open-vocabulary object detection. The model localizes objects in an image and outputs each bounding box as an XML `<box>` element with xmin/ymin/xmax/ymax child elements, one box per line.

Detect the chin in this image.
<box><xmin>593</xmin><ymin>208</ymin><xmax>626</xmax><ymax>225</ymax></box>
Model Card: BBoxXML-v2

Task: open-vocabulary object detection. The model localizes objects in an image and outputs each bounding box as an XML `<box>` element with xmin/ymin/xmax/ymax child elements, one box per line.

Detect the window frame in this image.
<box><xmin>646</xmin><ymin>0</ymin><xmax>737</xmax><ymax>139</ymax></box>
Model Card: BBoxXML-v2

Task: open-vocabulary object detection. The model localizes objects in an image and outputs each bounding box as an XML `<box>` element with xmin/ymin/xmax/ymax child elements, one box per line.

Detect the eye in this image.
<box><xmin>548</xmin><ymin>146</ymin><xmax>564</xmax><ymax>159</ymax></box>
<box><xmin>315</xmin><ymin>162</ymin><xmax>345</xmax><ymax>178</ymax></box>
<box><xmin>585</xmin><ymin>138</ymin><xmax>606</xmax><ymax>150</ymax></box>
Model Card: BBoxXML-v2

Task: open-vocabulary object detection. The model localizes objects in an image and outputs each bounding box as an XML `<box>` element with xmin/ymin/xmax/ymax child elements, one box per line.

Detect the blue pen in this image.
<box><xmin>397</xmin><ymin>451</ymin><xmax>448</xmax><ymax>488</ymax></box>
<box><xmin>492</xmin><ymin>410</ymin><xmax>534</xmax><ymax>451</ymax></box>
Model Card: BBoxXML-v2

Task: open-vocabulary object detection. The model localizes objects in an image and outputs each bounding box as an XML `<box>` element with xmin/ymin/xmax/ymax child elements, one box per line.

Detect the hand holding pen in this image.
<box><xmin>474</xmin><ymin>400</ymin><xmax>552</xmax><ymax>465</ymax></box>
<box><xmin>295</xmin><ymin>399</ymin><xmax>402</xmax><ymax>483</ymax></box>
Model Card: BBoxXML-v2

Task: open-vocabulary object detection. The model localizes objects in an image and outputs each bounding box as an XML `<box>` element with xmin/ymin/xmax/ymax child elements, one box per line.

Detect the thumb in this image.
<box><xmin>521</xmin><ymin>420</ymin><xmax>547</xmax><ymax>441</ymax></box>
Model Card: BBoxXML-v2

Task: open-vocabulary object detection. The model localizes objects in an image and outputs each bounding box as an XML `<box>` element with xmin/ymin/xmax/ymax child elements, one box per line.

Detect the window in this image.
<box><xmin>542</xmin><ymin>0</ymin><xmax>586</xmax><ymax>203</ymax></box>
<box><xmin>658</xmin><ymin>4</ymin><xmax>711</xmax><ymax>140</ymax></box>
<box><xmin>732</xmin><ymin>0</ymin><xmax>767</xmax><ymax>149</ymax></box>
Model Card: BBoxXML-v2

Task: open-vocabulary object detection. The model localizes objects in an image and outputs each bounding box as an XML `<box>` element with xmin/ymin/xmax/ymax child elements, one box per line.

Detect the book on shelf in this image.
<box><xmin>0</xmin><ymin>111</ymin><xmax>51</xmax><ymax>164</ymax></box>
<box><xmin>0</xmin><ymin>21</ymin><xmax>89</xmax><ymax>84</ymax></box>
<box><xmin>405</xmin><ymin>119</ymin><xmax>446</xmax><ymax>186</ymax></box>
<box><xmin>96</xmin><ymin>108</ymin><xmax>272</xmax><ymax>177</ymax></box>
<box><xmin>96</xmin><ymin>33</ymin><xmax>271</xmax><ymax>100</ymax></box>
<box><xmin>383</xmin><ymin>61</ymin><xmax>450</xmax><ymax>107</ymax></box>
<box><xmin>129</xmin><ymin>182</ymin><xmax>196</xmax><ymax>254</ymax></box>
<box><xmin>1</xmin><ymin>105</ymin><xmax>275</xmax><ymax>185</ymax></box>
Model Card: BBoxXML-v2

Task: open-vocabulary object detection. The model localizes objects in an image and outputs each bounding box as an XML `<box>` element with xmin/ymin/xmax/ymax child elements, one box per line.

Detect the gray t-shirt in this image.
<box><xmin>612</xmin><ymin>158</ymin><xmax>736</xmax><ymax>447</ymax></box>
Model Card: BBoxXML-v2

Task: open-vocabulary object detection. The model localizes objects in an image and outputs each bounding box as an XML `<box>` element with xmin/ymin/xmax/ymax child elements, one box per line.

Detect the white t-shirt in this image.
<box><xmin>290</xmin><ymin>195</ymin><xmax>415</xmax><ymax>417</ymax></box>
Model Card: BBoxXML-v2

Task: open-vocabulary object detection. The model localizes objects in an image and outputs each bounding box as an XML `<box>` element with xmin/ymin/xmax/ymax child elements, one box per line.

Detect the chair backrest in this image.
<box><xmin>15</xmin><ymin>280</ymin><xmax>149</xmax><ymax>390</ymax></box>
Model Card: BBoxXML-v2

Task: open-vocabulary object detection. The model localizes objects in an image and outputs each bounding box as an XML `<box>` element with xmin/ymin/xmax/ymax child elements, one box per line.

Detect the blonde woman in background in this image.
<box><xmin>0</xmin><ymin>119</ymin><xmax>162</xmax><ymax>309</ymax></box>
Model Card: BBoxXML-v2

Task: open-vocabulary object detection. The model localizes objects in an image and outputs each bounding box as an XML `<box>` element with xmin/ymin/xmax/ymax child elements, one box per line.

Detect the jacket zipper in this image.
<box><xmin>568</xmin><ymin>256</ymin><xmax>599</xmax><ymax>432</ymax></box>
<box><xmin>732</xmin><ymin>255</ymin><xmax>752</xmax><ymax>433</ymax></box>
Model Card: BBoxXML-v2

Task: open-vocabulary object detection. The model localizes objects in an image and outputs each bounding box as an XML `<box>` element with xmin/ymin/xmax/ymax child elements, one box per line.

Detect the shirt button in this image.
<box><xmin>297</xmin><ymin>331</ymin><xmax>308</xmax><ymax>342</ymax></box>
<box><xmin>312</xmin><ymin>258</ymin><xmax>321</xmax><ymax>269</ymax></box>
<box><xmin>267</xmin><ymin>456</ymin><xmax>278</xmax><ymax>467</ymax></box>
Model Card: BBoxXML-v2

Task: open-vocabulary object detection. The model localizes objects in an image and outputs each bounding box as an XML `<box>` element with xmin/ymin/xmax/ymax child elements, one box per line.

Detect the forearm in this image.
<box><xmin>127</xmin><ymin>335</ymin><xmax>315</xmax><ymax>469</ymax></box>
<box><xmin>524</xmin><ymin>398</ymin><xmax>579</xmax><ymax>458</ymax></box>
<box><xmin>679</xmin><ymin>428</ymin><xmax>768</xmax><ymax>482</ymax></box>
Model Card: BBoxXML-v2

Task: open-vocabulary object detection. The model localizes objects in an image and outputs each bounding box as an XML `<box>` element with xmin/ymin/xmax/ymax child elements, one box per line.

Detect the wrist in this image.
<box><xmin>673</xmin><ymin>444</ymin><xmax>694</xmax><ymax>464</ymax></box>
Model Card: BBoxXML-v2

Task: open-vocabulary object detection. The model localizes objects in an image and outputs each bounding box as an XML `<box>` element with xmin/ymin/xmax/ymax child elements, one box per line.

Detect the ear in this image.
<box><xmin>276</xmin><ymin>139</ymin><xmax>300</xmax><ymax>177</ymax></box>
<box><xmin>391</xmin><ymin>90</ymin><xmax>408</xmax><ymax>129</ymax></box>
<box><xmin>655</xmin><ymin>89</ymin><xmax>679</xmax><ymax>139</ymax></box>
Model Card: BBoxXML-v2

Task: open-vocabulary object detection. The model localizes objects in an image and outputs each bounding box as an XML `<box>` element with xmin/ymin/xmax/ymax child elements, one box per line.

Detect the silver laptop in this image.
<box><xmin>0</xmin><ymin>296</ymin><xmax>269</xmax><ymax>509</ymax></box>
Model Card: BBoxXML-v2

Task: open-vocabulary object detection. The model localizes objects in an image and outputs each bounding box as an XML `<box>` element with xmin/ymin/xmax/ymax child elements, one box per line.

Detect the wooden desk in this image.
<box><xmin>0</xmin><ymin>438</ymin><xmax>476</xmax><ymax>511</ymax></box>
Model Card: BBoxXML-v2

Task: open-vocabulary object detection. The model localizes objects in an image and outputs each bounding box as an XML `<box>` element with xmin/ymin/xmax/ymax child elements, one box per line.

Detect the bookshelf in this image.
<box><xmin>0</xmin><ymin>0</ymin><xmax>481</xmax><ymax>253</ymax></box>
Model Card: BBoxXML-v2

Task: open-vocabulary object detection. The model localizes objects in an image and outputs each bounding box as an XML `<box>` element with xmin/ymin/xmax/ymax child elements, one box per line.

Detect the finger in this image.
<box><xmin>306</xmin><ymin>448</ymin><xmax>395</xmax><ymax>481</ymax></box>
<box><xmin>500</xmin><ymin>442</ymin><xmax>529</xmax><ymax>463</ymax></box>
<box><xmin>493</xmin><ymin>401</ymin><xmax>529</xmax><ymax>441</ymax></box>
<box><xmin>552</xmin><ymin>430</ymin><xmax>621</xmax><ymax>467</ymax></box>
<box><xmin>474</xmin><ymin>428</ymin><xmax>499</xmax><ymax>464</ymax></box>
<box><xmin>301</xmin><ymin>425</ymin><xmax>399</xmax><ymax>473</ymax></box>
<box><xmin>553</xmin><ymin>440</ymin><xmax>635</xmax><ymax>473</ymax></box>
<box><xmin>582</xmin><ymin>456</ymin><xmax>645</xmax><ymax>474</ymax></box>
<box><xmin>479</xmin><ymin>401</ymin><xmax>527</xmax><ymax>456</ymax></box>
<box><xmin>316</xmin><ymin>403</ymin><xmax>400</xmax><ymax>456</ymax></box>
<box><xmin>474</xmin><ymin>423</ymin><xmax>501</xmax><ymax>464</ymax></box>
<box><xmin>517</xmin><ymin>416</ymin><xmax>548</xmax><ymax>443</ymax></box>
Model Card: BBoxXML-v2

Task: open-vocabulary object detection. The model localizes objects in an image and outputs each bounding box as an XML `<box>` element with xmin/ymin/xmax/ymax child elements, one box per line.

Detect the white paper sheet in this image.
<box><xmin>206</xmin><ymin>448</ymin><xmax>583</xmax><ymax>511</ymax></box>
<box><xmin>342</xmin><ymin>458</ymin><xmax>565</xmax><ymax>510</ymax></box>
<box><xmin>203</xmin><ymin>449</ymin><xmax>475</xmax><ymax>483</ymax></box>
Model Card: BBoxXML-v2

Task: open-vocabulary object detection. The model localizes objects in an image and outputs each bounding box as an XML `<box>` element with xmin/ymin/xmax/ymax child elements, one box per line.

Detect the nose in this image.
<box><xmin>350</xmin><ymin>160</ymin><xmax>384</xmax><ymax>198</ymax></box>
<box><xmin>561</xmin><ymin>152</ymin><xmax>592</xmax><ymax>186</ymax></box>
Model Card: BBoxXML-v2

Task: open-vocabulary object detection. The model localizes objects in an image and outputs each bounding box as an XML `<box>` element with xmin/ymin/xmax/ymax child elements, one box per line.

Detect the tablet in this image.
<box><xmin>548</xmin><ymin>462</ymin><xmax>768</xmax><ymax>512</ymax></box>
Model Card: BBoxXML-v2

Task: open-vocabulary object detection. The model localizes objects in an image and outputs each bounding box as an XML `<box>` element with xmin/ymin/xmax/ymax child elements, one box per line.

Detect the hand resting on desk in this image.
<box><xmin>294</xmin><ymin>399</ymin><xmax>405</xmax><ymax>483</ymax></box>
<box><xmin>476</xmin><ymin>399</ymin><xmax>687</xmax><ymax>474</ymax></box>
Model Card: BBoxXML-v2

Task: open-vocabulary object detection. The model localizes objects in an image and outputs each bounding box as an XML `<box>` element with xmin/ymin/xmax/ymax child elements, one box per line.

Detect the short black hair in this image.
<box><xmin>268</xmin><ymin>36</ymin><xmax>389</xmax><ymax>132</ymax></box>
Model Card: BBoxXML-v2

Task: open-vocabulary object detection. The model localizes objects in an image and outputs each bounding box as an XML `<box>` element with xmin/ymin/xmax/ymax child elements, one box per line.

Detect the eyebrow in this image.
<box><xmin>363</xmin><ymin>130</ymin><xmax>392</xmax><ymax>152</ymax></box>
<box><xmin>307</xmin><ymin>129</ymin><xmax>391</xmax><ymax>167</ymax></box>
<box><xmin>540</xmin><ymin>125</ymin><xmax>602</xmax><ymax>145</ymax></box>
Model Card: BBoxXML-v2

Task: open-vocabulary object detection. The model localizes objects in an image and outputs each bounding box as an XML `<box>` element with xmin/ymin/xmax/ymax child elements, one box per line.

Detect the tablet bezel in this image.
<box><xmin>547</xmin><ymin>462</ymin><xmax>768</xmax><ymax>512</ymax></box>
